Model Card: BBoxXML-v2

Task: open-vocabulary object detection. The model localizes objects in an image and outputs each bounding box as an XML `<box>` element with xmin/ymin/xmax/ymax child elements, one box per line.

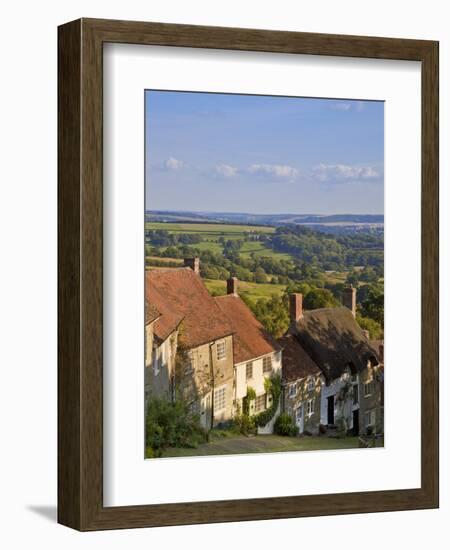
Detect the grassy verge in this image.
<box><xmin>159</xmin><ymin>433</ymin><xmax>377</xmax><ymax>458</ymax></box>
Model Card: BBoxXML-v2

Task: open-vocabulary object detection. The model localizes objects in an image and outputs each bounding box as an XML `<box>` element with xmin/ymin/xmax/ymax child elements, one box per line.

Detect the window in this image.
<box><xmin>214</xmin><ymin>386</ymin><xmax>226</xmax><ymax>411</ymax></box>
<box><xmin>306</xmin><ymin>399</ymin><xmax>314</xmax><ymax>416</ymax></box>
<box><xmin>153</xmin><ymin>348</ymin><xmax>161</xmax><ymax>376</ymax></box>
<box><xmin>364</xmin><ymin>381</ymin><xmax>375</xmax><ymax>397</ymax></box>
<box><xmin>353</xmin><ymin>384</ymin><xmax>359</xmax><ymax>404</ymax></box>
<box><xmin>295</xmin><ymin>405</ymin><xmax>303</xmax><ymax>422</ymax></box>
<box><xmin>307</xmin><ymin>377</ymin><xmax>315</xmax><ymax>391</ymax></box>
<box><xmin>289</xmin><ymin>384</ymin><xmax>297</xmax><ymax>398</ymax></box>
<box><xmin>255</xmin><ymin>393</ymin><xmax>266</xmax><ymax>413</ymax></box>
<box><xmin>246</xmin><ymin>362</ymin><xmax>253</xmax><ymax>380</ymax></box>
<box><xmin>262</xmin><ymin>355</ymin><xmax>272</xmax><ymax>374</ymax></box>
<box><xmin>216</xmin><ymin>341</ymin><xmax>226</xmax><ymax>361</ymax></box>
<box><xmin>365</xmin><ymin>410</ymin><xmax>376</xmax><ymax>427</ymax></box>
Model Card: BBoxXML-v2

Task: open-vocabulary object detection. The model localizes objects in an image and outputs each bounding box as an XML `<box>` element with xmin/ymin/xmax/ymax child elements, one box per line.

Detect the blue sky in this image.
<box><xmin>145</xmin><ymin>91</ymin><xmax>384</xmax><ymax>214</ymax></box>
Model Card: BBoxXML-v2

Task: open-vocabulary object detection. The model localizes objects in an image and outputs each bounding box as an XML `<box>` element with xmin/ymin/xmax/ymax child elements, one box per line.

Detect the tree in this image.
<box><xmin>356</xmin><ymin>314</ymin><xmax>383</xmax><ymax>340</ymax></box>
<box><xmin>303</xmin><ymin>288</ymin><xmax>338</xmax><ymax>310</ymax></box>
<box><xmin>254</xmin><ymin>267</ymin><xmax>267</xmax><ymax>283</ymax></box>
<box><xmin>360</xmin><ymin>287</ymin><xmax>384</xmax><ymax>325</ymax></box>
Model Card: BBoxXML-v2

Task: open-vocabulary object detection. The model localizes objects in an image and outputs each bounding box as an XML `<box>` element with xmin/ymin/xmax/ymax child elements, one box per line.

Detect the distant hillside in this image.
<box><xmin>146</xmin><ymin>210</ymin><xmax>384</xmax><ymax>234</ymax></box>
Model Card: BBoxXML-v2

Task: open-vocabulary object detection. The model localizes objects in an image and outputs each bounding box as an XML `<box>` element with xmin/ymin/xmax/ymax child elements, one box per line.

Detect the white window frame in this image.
<box><xmin>255</xmin><ymin>393</ymin><xmax>266</xmax><ymax>413</ymax></box>
<box><xmin>307</xmin><ymin>377</ymin><xmax>315</xmax><ymax>391</ymax></box>
<box><xmin>152</xmin><ymin>348</ymin><xmax>160</xmax><ymax>376</ymax></box>
<box><xmin>246</xmin><ymin>362</ymin><xmax>253</xmax><ymax>380</ymax></box>
<box><xmin>262</xmin><ymin>355</ymin><xmax>272</xmax><ymax>374</ymax></box>
<box><xmin>216</xmin><ymin>341</ymin><xmax>226</xmax><ymax>361</ymax></box>
<box><xmin>289</xmin><ymin>383</ymin><xmax>297</xmax><ymax>398</ymax></box>
<box><xmin>306</xmin><ymin>398</ymin><xmax>314</xmax><ymax>416</ymax></box>
<box><xmin>364</xmin><ymin>381</ymin><xmax>375</xmax><ymax>397</ymax></box>
<box><xmin>295</xmin><ymin>404</ymin><xmax>303</xmax><ymax>422</ymax></box>
<box><xmin>214</xmin><ymin>385</ymin><xmax>227</xmax><ymax>412</ymax></box>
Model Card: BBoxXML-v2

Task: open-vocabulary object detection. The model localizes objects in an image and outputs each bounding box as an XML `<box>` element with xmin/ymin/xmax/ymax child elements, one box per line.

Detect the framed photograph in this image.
<box><xmin>58</xmin><ymin>18</ymin><xmax>439</xmax><ymax>530</ymax></box>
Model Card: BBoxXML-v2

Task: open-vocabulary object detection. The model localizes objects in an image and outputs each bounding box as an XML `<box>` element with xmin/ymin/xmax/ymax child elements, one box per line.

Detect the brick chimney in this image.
<box><xmin>343</xmin><ymin>285</ymin><xmax>356</xmax><ymax>318</ymax></box>
<box><xmin>184</xmin><ymin>257</ymin><xmax>200</xmax><ymax>275</ymax></box>
<box><xmin>289</xmin><ymin>293</ymin><xmax>303</xmax><ymax>324</ymax></box>
<box><xmin>227</xmin><ymin>277</ymin><xmax>238</xmax><ymax>296</ymax></box>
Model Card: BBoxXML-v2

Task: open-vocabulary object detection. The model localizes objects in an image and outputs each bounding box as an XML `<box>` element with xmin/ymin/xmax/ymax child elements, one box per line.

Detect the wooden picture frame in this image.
<box><xmin>58</xmin><ymin>18</ymin><xmax>439</xmax><ymax>531</ymax></box>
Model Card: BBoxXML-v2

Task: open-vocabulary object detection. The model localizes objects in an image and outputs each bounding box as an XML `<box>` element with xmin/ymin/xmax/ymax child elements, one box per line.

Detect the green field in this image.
<box><xmin>145</xmin><ymin>222</ymin><xmax>275</xmax><ymax>234</ymax></box>
<box><xmin>159</xmin><ymin>434</ymin><xmax>368</xmax><ymax>458</ymax></box>
<box><xmin>146</xmin><ymin>221</ymin><xmax>292</xmax><ymax>262</ymax></box>
<box><xmin>204</xmin><ymin>278</ymin><xmax>286</xmax><ymax>304</ymax></box>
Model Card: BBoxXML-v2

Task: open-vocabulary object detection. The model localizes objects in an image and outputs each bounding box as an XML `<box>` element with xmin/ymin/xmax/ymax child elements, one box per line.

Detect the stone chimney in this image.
<box><xmin>378</xmin><ymin>343</ymin><xmax>384</xmax><ymax>363</ymax></box>
<box><xmin>184</xmin><ymin>257</ymin><xmax>200</xmax><ymax>275</ymax></box>
<box><xmin>227</xmin><ymin>277</ymin><xmax>238</xmax><ymax>296</ymax></box>
<box><xmin>343</xmin><ymin>285</ymin><xmax>356</xmax><ymax>318</ymax></box>
<box><xmin>289</xmin><ymin>293</ymin><xmax>303</xmax><ymax>324</ymax></box>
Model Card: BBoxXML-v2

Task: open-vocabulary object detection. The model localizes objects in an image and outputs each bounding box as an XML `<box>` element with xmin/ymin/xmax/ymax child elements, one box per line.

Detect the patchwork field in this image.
<box><xmin>146</xmin><ymin>221</ymin><xmax>285</xmax><ymax>257</ymax></box>
<box><xmin>204</xmin><ymin>278</ymin><xmax>286</xmax><ymax>304</ymax></box>
<box><xmin>145</xmin><ymin>221</ymin><xmax>275</xmax><ymax>235</ymax></box>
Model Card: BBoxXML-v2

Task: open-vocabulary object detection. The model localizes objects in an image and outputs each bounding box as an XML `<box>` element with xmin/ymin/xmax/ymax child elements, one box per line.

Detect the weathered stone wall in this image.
<box><xmin>284</xmin><ymin>374</ymin><xmax>322</xmax><ymax>434</ymax></box>
<box><xmin>359</xmin><ymin>364</ymin><xmax>384</xmax><ymax>435</ymax></box>
<box><xmin>144</xmin><ymin>328</ymin><xmax>178</xmax><ymax>405</ymax></box>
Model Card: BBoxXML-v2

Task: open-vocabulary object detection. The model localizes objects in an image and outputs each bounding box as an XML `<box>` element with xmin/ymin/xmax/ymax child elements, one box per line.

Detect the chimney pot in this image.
<box><xmin>184</xmin><ymin>257</ymin><xmax>200</xmax><ymax>275</ymax></box>
<box><xmin>227</xmin><ymin>277</ymin><xmax>238</xmax><ymax>296</ymax></box>
<box><xmin>289</xmin><ymin>293</ymin><xmax>303</xmax><ymax>324</ymax></box>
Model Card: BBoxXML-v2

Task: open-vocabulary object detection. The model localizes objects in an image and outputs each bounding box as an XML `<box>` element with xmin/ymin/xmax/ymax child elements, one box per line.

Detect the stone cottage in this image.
<box><xmin>277</xmin><ymin>330</ymin><xmax>324</xmax><ymax>434</ymax></box>
<box><xmin>214</xmin><ymin>277</ymin><xmax>282</xmax><ymax>433</ymax></box>
<box><xmin>145</xmin><ymin>259</ymin><xmax>235</xmax><ymax>429</ymax></box>
<box><xmin>285</xmin><ymin>288</ymin><xmax>382</xmax><ymax>436</ymax></box>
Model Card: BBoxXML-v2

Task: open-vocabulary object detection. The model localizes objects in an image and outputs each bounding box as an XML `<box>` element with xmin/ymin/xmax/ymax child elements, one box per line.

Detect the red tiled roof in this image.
<box><xmin>146</xmin><ymin>268</ymin><xmax>234</xmax><ymax>347</ymax></box>
<box><xmin>214</xmin><ymin>294</ymin><xmax>280</xmax><ymax>364</ymax></box>
<box><xmin>145</xmin><ymin>301</ymin><xmax>160</xmax><ymax>325</ymax></box>
<box><xmin>277</xmin><ymin>334</ymin><xmax>321</xmax><ymax>382</ymax></box>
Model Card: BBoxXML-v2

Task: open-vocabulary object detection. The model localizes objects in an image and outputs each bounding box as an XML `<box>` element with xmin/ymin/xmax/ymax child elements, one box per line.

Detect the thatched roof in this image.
<box><xmin>277</xmin><ymin>334</ymin><xmax>321</xmax><ymax>383</ymax></box>
<box><xmin>294</xmin><ymin>307</ymin><xmax>380</xmax><ymax>381</ymax></box>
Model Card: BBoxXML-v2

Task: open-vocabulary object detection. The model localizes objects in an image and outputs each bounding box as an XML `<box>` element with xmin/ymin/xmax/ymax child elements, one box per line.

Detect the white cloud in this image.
<box><xmin>331</xmin><ymin>102</ymin><xmax>352</xmax><ymax>111</ymax></box>
<box><xmin>215</xmin><ymin>164</ymin><xmax>238</xmax><ymax>178</ymax></box>
<box><xmin>164</xmin><ymin>157</ymin><xmax>184</xmax><ymax>171</ymax></box>
<box><xmin>249</xmin><ymin>163</ymin><xmax>299</xmax><ymax>181</ymax></box>
<box><xmin>330</xmin><ymin>101</ymin><xmax>366</xmax><ymax>112</ymax></box>
<box><xmin>313</xmin><ymin>163</ymin><xmax>380</xmax><ymax>183</ymax></box>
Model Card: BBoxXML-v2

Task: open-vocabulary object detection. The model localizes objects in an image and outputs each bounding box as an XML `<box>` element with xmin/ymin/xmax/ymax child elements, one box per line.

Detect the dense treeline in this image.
<box><xmin>271</xmin><ymin>226</ymin><xmax>383</xmax><ymax>270</ymax></box>
<box><xmin>146</xmin><ymin>229</ymin><xmax>203</xmax><ymax>246</ymax></box>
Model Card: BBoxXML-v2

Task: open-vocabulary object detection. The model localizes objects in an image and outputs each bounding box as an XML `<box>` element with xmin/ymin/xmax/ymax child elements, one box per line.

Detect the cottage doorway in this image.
<box><xmin>327</xmin><ymin>395</ymin><xmax>335</xmax><ymax>425</ymax></box>
<box><xmin>295</xmin><ymin>403</ymin><xmax>304</xmax><ymax>433</ymax></box>
<box><xmin>201</xmin><ymin>393</ymin><xmax>212</xmax><ymax>430</ymax></box>
<box><xmin>352</xmin><ymin>409</ymin><xmax>360</xmax><ymax>436</ymax></box>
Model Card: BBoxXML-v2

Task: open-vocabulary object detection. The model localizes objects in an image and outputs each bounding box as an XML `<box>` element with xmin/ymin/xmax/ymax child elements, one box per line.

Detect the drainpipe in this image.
<box><xmin>209</xmin><ymin>342</ymin><xmax>215</xmax><ymax>430</ymax></box>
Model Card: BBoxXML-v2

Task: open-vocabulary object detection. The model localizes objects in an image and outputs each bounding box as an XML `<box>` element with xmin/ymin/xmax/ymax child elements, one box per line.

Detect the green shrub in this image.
<box><xmin>233</xmin><ymin>412</ymin><xmax>256</xmax><ymax>436</ymax></box>
<box><xmin>254</xmin><ymin>374</ymin><xmax>281</xmax><ymax>428</ymax></box>
<box><xmin>145</xmin><ymin>398</ymin><xmax>208</xmax><ymax>457</ymax></box>
<box><xmin>274</xmin><ymin>413</ymin><xmax>299</xmax><ymax>437</ymax></box>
